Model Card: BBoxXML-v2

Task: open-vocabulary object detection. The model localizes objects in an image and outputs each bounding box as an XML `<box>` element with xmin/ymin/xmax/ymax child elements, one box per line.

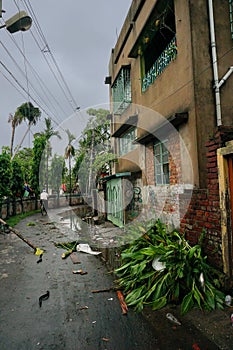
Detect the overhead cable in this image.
<box><xmin>22</xmin><ymin>0</ymin><xmax>82</xmax><ymax>114</ymax></box>
<box><xmin>7</xmin><ymin>35</ymin><xmax>68</xmax><ymax>119</ymax></box>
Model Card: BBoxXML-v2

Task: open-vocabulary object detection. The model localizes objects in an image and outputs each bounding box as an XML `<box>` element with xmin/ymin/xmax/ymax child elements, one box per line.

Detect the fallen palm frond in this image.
<box><xmin>115</xmin><ymin>220</ymin><xmax>225</xmax><ymax>314</ymax></box>
<box><xmin>54</xmin><ymin>240</ymin><xmax>79</xmax><ymax>259</ymax></box>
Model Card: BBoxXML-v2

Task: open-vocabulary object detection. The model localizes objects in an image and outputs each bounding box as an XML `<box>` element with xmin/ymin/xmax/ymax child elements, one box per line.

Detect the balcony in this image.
<box><xmin>142</xmin><ymin>36</ymin><xmax>177</xmax><ymax>92</ymax></box>
<box><xmin>112</xmin><ymin>66</ymin><xmax>132</xmax><ymax>114</ymax></box>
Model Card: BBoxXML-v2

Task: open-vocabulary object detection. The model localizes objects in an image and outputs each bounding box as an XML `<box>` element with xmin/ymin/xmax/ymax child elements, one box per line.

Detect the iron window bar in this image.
<box><xmin>142</xmin><ymin>35</ymin><xmax>177</xmax><ymax>92</ymax></box>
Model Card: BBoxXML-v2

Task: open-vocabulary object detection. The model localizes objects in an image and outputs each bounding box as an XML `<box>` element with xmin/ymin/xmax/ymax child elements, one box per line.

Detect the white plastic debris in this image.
<box><xmin>152</xmin><ymin>257</ymin><xmax>165</xmax><ymax>271</ymax></box>
<box><xmin>225</xmin><ymin>295</ymin><xmax>232</xmax><ymax>306</ymax></box>
<box><xmin>199</xmin><ymin>272</ymin><xmax>205</xmax><ymax>290</ymax></box>
<box><xmin>76</xmin><ymin>243</ymin><xmax>101</xmax><ymax>255</ymax></box>
<box><xmin>166</xmin><ymin>313</ymin><xmax>181</xmax><ymax>326</ymax></box>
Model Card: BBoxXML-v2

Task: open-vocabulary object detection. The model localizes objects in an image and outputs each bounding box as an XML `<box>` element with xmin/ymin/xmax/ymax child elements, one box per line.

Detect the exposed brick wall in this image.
<box><xmin>145</xmin><ymin>143</ymin><xmax>155</xmax><ymax>185</ymax></box>
<box><xmin>180</xmin><ymin>127</ymin><xmax>233</xmax><ymax>269</ymax></box>
<box><xmin>169</xmin><ymin>131</ymin><xmax>182</xmax><ymax>185</ymax></box>
<box><xmin>143</xmin><ymin>127</ymin><xmax>233</xmax><ymax>270</ymax></box>
<box><xmin>180</xmin><ymin>188</ymin><xmax>222</xmax><ymax>268</ymax></box>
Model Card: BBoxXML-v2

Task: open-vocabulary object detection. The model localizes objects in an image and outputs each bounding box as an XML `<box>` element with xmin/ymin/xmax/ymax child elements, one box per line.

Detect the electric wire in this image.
<box><xmin>0</xmin><ymin>2</ymin><xmax>91</xmax><ymax>158</ymax></box>
<box><xmin>0</xmin><ymin>67</ymin><xmax>27</xmax><ymax>99</ymax></box>
<box><xmin>4</xmin><ymin>1</ymin><xmax>85</xmax><ymax>124</ymax></box>
<box><xmin>0</xmin><ymin>59</ymin><xmax>61</xmax><ymax>127</ymax></box>
<box><xmin>0</xmin><ymin>28</ymin><xmax>79</xmax><ymax>157</ymax></box>
<box><xmin>24</xmin><ymin>0</ymin><xmax>80</xmax><ymax>109</ymax></box>
<box><xmin>0</xmin><ymin>19</ymin><xmax>67</xmax><ymax>127</ymax></box>
<box><xmin>24</xmin><ymin>0</ymin><xmax>86</xmax><ymax>123</ymax></box>
<box><xmin>0</xmin><ymin>14</ymin><xmax>68</xmax><ymax>122</ymax></box>
<box><xmin>21</xmin><ymin>34</ymin><xmax>30</xmax><ymax>101</ymax></box>
<box><xmin>0</xmin><ymin>63</ymin><xmax>68</xmax><ymax>159</ymax></box>
<box><xmin>13</xmin><ymin>0</ymin><xmax>20</xmax><ymax>12</ymax></box>
<box><xmin>29</xmin><ymin>29</ymin><xmax>75</xmax><ymax>113</ymax></box>
<box><xmin>21</xmin><ymin>0</ymin><xmax>82</xmax><ymax>114</ymax></box>
<box><xmin>28</xmin><ymin>28</ymin><xmax>86</xmax><ymax>122</ymax></box>
<box><xmin>0</xmin><ymin>41</ymin><xmax>61</xmax><ymax>126</ymax></box>
<box><xmin>0</xmin><ymin>38</ymin><xmax>66</xmax><ymax>123</ymax></box>
<box><xmin>4</xmin><ymin>31</ymin><xmax>69</xmax><ymax>120</ymax></box>
<box><xmin>10</xmin><ymin>0</ymin><xmax>84</xmax><ymax>122</ymax></box>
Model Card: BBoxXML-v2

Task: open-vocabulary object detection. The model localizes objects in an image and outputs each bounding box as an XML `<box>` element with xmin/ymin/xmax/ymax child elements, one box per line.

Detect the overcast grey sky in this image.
<box><xmin>0</xmin><ymin>0</ymin><xmax>132</xmax><ymax>151</ymax></box>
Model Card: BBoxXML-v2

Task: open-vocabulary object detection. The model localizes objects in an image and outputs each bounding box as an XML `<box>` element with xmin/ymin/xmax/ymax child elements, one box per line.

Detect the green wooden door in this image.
<box><xmin>106</xmin><ymin>178</ymin><xmax>124</xmax><ymax>227</ymax></box>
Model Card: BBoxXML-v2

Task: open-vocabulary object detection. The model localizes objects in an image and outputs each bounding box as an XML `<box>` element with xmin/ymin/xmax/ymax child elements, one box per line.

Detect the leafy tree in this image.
<box><xmin>9</xmin><ymin>102</ymin><xmax>41</xmax><ymax>158</ymax></box>
<box><xmin>14</xmin><ymin>147</ymin><xmax>33</xmax><ymax>183</ymax></box>
<box><xmin>91</xmin><ymin>152</ymin><xmax>117</xmax><ymax>176</ymax></box>
<box><xmin>73</xmin><ymin>108</ymin><xmax>115</xmax><ymax>193</ymax></box>
<box><xmin>49</xmin><ymin>154</ymin><xmax>65</xmax><ymax>195</ymax></box>
<box><xmin>36</xmin><ymin>118</ymin><xmax>61</xmax><ymax>192</ymax></box>
<box><xmin>0</xmin><ymin>149</ymin><xmax>12</xmax><ymax>199</ymax></box>
<box><xmin>10</xmin><ymin>159</ymin><xmax>24</xmax><ymax>197</ymax></box>
<box><xmin>10</xmin><ymin>158</ymin><xmax>24</xmax><ymax>215</ymax></box>
<box><xmin>30</xmin><ymin>134</ymin><xmax>47</xmax><ymax>198</ymax></box>
<box><xmin>16</xmin><ymin>101</ymin><xmax>41</xmax><ymax>126</ymax></box>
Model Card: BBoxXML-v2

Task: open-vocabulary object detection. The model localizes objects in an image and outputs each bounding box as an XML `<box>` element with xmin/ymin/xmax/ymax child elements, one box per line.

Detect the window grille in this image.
<box><xmin>154</xmin><ymin>140</ymin><xmax>170</xmax><ymax>185</ymax></box>
<box><xmin>142</xmin><ymin>36</ymin><xmax>177</xmax><ymax>92</ymax></box>
<box><xmin>112</xmin><ymin>67</ymin><xmax>131</xmax><ymax>114</ymax></box>
<box><xmin>230</xmin><ymin>0</ymin><xmax>233</xmax><ymax>40</ymax></box>
<box><xmin>119</xmin><ymin>127</ymin><xmax>136</xmax><ymax>156</ymax></box>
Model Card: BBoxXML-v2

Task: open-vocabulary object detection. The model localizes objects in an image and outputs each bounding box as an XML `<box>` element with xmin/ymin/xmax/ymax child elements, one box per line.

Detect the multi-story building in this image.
<box><xmin>104</xmin><ymin>0</ymin><xmax>233</xmax><ymax>277</ymax></box>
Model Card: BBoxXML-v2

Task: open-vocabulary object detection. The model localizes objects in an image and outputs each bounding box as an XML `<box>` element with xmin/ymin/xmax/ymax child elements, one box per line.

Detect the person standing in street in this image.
<box><xmin>40</xmin><ymin>189</ymin><xmax>49</xmax><ymax>215</ymax></box>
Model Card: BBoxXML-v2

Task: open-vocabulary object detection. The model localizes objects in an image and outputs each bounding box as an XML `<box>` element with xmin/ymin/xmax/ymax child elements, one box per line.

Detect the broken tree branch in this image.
<box><xmin>0</xmin><ymin>218</ymin><xmax>41</xmax><ymax>255</ymax></box>
<box><xmin>91</xmin><ymin>287</ymin><xmax>118</xmax><ymax>293</ymax></box>
<box><xmin>117</xmin><ymin>290</ymin><xmax>128</xmax><ymax>315</ymax></box>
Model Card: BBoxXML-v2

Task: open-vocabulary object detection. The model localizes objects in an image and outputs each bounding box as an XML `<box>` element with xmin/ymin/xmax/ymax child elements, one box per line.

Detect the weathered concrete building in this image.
<box><xmin>104</xmin><ymin>0</ymin><xmax>233</xmax><ymax>277</ymax></box>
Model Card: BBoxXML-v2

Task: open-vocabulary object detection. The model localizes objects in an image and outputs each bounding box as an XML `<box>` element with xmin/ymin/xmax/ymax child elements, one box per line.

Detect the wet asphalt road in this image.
<box><xmin>0</xmin><ymin>213</ymin><xmax>160</xmax><ymax>350</ymax></box>
<box><xmin>0</xmin><ymin>213</ymin><xmax>220</xmax><ymax>350</ymax></box>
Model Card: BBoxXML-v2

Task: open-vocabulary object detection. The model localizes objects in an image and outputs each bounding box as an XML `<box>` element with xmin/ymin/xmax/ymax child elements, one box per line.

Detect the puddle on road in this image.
<box><xmin>57</xmin><ymin>211</ymin><xmax>125</xmax><ymax>248</ymax></box>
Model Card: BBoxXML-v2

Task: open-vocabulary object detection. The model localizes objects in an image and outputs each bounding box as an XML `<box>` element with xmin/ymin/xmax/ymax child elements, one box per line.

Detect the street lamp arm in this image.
<box><xmin>0</xmin><ymin>11</ymin><xmax>32</xmax><ymax>33</ymax></box>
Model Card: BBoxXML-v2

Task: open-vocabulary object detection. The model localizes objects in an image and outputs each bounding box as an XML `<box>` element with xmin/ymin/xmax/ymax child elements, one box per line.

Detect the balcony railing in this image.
<box><xmin>112</xmin><ymin>67</ymin><xmax>131</xmax><ymax>114</ymax></box>
<box><xmin>230</xmin><ymin>0</ymin><xmax>233</xmax><ymax>40</ymax></box>
<box><xmin>142</xmin><ymin>36</ymin><xmax>177</xmax><ymax>92</ymax></box>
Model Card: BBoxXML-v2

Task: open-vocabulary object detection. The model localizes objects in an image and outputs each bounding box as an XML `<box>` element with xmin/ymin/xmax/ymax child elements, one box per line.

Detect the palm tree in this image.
<box><xmin>8</xmin><ymin>113</ymin><xmax>24</xmax><ymax>158</ymax></box>
<box><xmin>64</xmin><ymin>129</ymin><xmax>76</xmax><ymax>205</ymax></box>
<box><xmin>16</xmin><ymin>102</ymin><xmax>41</xmax><ymax>126</ymax></box>
<box><xmin>9</xmin><ymin>102</ymin><xmax>41</xmax><ymax>158</ymax></box>
<box><xmin>43</xmin><ymin>118</ymin><xmax>61</xmax><ymax>192</ymax></box>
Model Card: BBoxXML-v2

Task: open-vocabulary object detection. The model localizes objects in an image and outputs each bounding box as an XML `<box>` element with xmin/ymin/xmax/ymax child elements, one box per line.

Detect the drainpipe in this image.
<box><xmin>217</xmin><ymin>66</ymin><xmax>233</xmax><ymax>88</ymax></box>
<box><xmin>208</xmin><ymin>0</ymin><xmax>222</xmax><ymax>126</ymax></box>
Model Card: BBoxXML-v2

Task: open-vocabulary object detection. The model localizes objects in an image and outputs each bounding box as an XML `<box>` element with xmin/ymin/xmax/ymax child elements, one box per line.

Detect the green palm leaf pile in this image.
<box><xmin>115</xmin><ymin>220</ymin><xmax>225</xmax><ymax>314</ymax></box>
<box><xmin>54</xmin><ymin>240</ymin><xmax>78</xmax><ymax>259</ymax></box>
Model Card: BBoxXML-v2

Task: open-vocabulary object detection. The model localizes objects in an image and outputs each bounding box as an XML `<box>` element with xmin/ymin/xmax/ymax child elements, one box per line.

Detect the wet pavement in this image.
<box><xmin>0</xmin><ymin>212</ymin><xmax>232</xmax><ymax>349</ymax></box>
